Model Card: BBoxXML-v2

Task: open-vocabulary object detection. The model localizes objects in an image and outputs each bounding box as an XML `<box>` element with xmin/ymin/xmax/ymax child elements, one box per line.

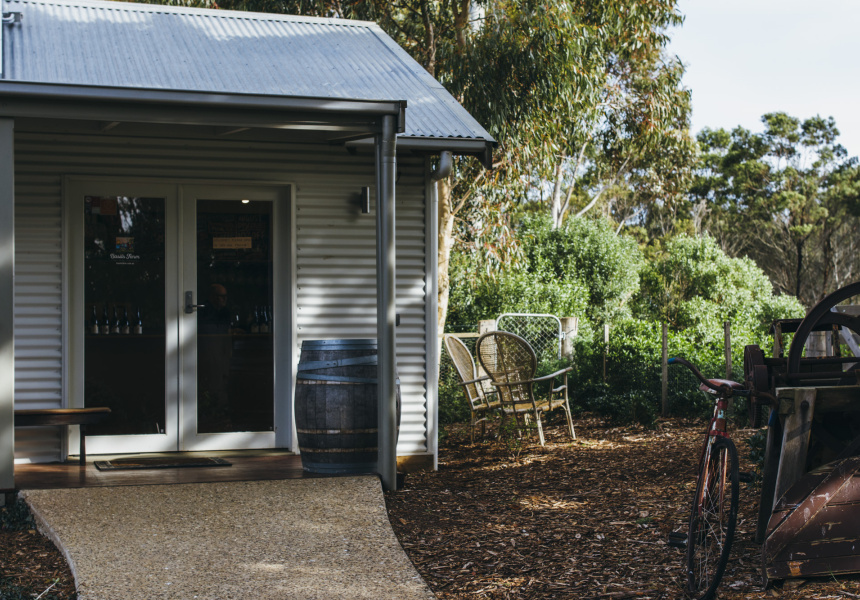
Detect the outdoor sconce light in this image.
<box><xmin>360</xmin><ymin>186</ymin><xmax>371</xmax><ymax>214</ymax></box>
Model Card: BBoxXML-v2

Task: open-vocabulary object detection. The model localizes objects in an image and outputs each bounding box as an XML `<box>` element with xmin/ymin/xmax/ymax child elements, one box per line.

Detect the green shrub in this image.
<box><xmin>447</xmin><ymin>215</ymin><xmax>642</xmax><ymax>332</ymax></box>
<box><xmin>574</xmin><ymin>382</ymin><xmax>659</xmax><ymax>427</ymax></box>
<box><xmin>444</xmin><ymin>226</ymin><xmax>805</xmax><ymax>427</ymax></box>
<box><xmin>438</xmin><ymin>370</ymin><xmax>472</xmax><ymax>425</ymax></box>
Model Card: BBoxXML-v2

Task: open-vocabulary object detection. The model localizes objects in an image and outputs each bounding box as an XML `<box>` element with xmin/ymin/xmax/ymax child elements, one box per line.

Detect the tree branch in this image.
<box><xmin>575</xmin><ymin>155</ymin><xmax>632</xmax><ymax>218</ymax></box>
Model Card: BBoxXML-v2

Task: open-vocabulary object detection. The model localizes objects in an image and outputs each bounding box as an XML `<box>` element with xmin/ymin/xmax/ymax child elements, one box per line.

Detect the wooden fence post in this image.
<box><xmin>479</xmin><ymin>319</ymin><xmax>496</xmax><ymax>336</ymax></box>
<box><xmin>477</xmin><ymin>320</ymin><xmax>496</xmax><ymax>377</ymax></box>
<box><xmin>602</xmin><ymin>323</ymin><xmax>609</xmax><ymax>383</ymax></box>
<box><xmin>662</xmin><ymin>323</ymin><xmax>668</xmax><ymax>417</ymax></box>
<box><xmin>561</xmin><ymin>317</ymin><xmax>578</xmax><ymax>361</ymax></box>
<box><xmin>724</xmin><ymin>321</ymin><xmax>732</xmax><ymax>379</ymax></box>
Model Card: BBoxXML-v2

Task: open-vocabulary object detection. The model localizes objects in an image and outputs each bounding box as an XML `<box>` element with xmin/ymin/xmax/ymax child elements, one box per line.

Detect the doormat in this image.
<box><xmin>94</xmin><ymin>457</ymin><xmax>232</xmax><ymax>471</ymax></box>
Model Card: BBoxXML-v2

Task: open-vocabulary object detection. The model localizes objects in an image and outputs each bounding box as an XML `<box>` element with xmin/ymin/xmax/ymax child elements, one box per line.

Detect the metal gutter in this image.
<box><xmin>431</xmin><ymin>151</ymin><xmax>453</xmax><ymax>181</ymax></box>
<box><xmin>0</xmin><ymin>81</ymin><xmax>407</xmax><ymax>132</ymax></box>
<box><xmin>350</xmin><ymin>136</ymin><xmax>495</xmax><ymax>169</ymax></box>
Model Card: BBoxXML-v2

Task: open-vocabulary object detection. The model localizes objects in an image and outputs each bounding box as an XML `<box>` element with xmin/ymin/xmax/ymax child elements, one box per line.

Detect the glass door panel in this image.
<box><xmin>194</xmin><ymin>199</ymin><xmax>274</xmax><ymax>435</ymax></box>
<box><xmin>83</xmin><ymin>196</ymin><xmax>167</xmax><ymax>436</ymax></box>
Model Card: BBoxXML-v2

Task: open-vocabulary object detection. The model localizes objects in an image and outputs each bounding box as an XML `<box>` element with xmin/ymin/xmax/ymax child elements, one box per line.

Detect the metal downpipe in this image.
<box><xmin>375</xmin><ymin>115</ymin><xmax>398</xmax><ymax>492</ymax></box>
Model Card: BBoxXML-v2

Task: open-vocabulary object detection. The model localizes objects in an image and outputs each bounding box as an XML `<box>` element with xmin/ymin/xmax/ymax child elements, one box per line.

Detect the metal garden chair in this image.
<box><xmin>444</xmin><ymin>334</ymin><xmax>501</xmax><ymax>441</ymax></box>
<box><xmin>476</xmin><ymin>331</ymin><xmax>575</xmax><ymax>446</ymax></box>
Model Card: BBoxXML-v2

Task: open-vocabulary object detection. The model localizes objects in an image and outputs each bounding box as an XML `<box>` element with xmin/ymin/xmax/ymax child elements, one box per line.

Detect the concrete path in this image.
<box><xmin>21</xmin><ymin>476</ymin><xmax>435</xmax><ymax>600</ymax></box>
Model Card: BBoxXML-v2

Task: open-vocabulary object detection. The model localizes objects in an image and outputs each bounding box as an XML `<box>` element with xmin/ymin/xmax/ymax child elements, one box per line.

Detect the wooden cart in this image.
<box><xmin>757</xmin><ymin>385</ymin><xmax>860</xmax><ymax>582</ymax></box>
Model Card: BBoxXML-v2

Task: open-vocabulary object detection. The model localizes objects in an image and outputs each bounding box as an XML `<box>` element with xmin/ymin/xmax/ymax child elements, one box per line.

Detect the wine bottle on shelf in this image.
<box><xmin>100</xmin><ymin>306</ymin><xmax>110</xmax><ymax>335</ymax></box>
<box><xmin>111</xmin><ymin>306</ymin><xmax>121</xmax><ymax>334</ymax></box>
<box><xmin>120</xmin><ymin>306</ymin><xmax>130</xmax><ymax>335</ymax></box>
<box><xmin>133</xmin><ymin>307</ymin><xmax>143</xmax><ymax>335</ymax></box>
<box><xmin>90</xmin><ymin>305</ymin><xmax>100</xmax><ymax>335</ymax></box>
<box><xmin>250</xmin><ymin>306</ymin><xmax>260</xmax><ymax>334</ymax></box>
<box><xmin>259</xmin><ymin>306</ymin><xmax>269</xmax><ymax>334</ymax></box>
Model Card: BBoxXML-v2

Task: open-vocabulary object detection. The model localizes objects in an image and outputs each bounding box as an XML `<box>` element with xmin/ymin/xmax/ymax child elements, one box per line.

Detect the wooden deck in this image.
<box><xmin>10</xmin><ymin>451</ymin><xmax>329</xmax><ymax>490</ymax></box>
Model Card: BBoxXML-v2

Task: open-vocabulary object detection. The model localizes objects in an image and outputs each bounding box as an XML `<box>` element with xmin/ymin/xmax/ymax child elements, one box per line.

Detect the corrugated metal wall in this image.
<box><xmin>13</xmin><ymin>130</ymin><xmax>428</xmax><ymax>461</ymax></box>
<box><xmin>295</xmin><ymin>163</ymin><xmax>427</xmax><ymax>453</ymax></box>
<box><xmin>13</xmin><ymin>162</ymin><xmax>65</xmax><ymax>462</ymax></box>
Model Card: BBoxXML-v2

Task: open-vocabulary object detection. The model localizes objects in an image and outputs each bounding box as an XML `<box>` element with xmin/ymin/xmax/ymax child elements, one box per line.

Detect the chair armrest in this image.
<box><xmin>490</xmin><ymin>377</ymin><xmax>541</xmax><ymax>388</ymax></box>
<box><xmin>531</xmin><ymin>367</ymin><xmax>573</xmax><ymax>383</ymax></box>
<box><xmin>460</xmin><ymin>375</ymin><xmax>491</xmax><ymax>386</ymax></box>
<box><xmin>489</xmin><ymin>368</ymin><xmax>571</xmax><ymax>388</ymax></box>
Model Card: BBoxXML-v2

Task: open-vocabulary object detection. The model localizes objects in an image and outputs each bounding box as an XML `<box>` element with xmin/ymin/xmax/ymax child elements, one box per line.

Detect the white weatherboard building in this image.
<box><xmin>0</xmin><ymin>0</ymin><xmax>495</xmax><ymax>490</ymax></box>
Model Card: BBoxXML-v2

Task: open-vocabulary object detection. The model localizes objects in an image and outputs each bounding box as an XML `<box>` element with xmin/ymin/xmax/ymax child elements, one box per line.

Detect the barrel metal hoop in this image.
<box><xmin>297</xmin><ymin>375</ymin><xmax>378</xmax><ymax>384</ymax></box>
<box><xmin>296</xmin><ymin>355</ymin><xmax>378</xmax><ymax>372</ymax></box>
<box><xmin>301</xmin><ymin>338</ymin><xmax>377</xmax><ymax>349</ymax></box>
<box><xmin>299</xmin><ymin>446</ymin><xmax>379</xmax><ymax>453</ymax></box>
<box><xmin>297</xmin><ymin>428</ymin><xmax>378</xmax><ymax>435</ymax></box>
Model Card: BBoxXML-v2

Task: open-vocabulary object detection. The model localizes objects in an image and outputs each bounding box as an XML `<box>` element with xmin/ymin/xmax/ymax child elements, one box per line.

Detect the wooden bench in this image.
<box><xmin>14</xmin><ymin>408</ymin><xmax>111</xmax><ymax>466</ymax></box>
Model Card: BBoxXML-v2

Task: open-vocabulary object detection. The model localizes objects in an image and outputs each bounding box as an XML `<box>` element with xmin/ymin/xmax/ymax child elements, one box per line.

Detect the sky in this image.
<box><xmin>666</xmin><ymin>0</ymin><xmax>860</xmax><ymax>157</ymax></box>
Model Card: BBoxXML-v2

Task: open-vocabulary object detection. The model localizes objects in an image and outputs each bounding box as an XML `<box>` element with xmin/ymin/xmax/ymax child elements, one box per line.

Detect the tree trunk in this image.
<box><xmin>453</xmin><ymin>0</ymin><xmax>470</xmax><ymax>48</ymax></box>
<box><xmin>420</xmin><ymin>0</ymin><xmax>436</xmax><ymax>76</ymax></box>
<box><xmin>437</xmin><ymin>176</ymin><xmax>455</xmax><ymax>359</ymax></box>
<box><xmin>795</xmin><ymin>240</ymin><xmax>804</xmax><ymax>302</ymax></box>
<box><xmin>550</xmin><ymin>161</ymin><xmax>564</xmax><ymax>229</ymax></box>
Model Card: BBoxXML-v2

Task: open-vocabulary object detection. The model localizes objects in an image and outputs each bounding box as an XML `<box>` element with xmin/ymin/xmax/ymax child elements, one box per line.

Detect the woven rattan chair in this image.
<box><xmin>444</xmin><ymin>334</ymin><xmax>501</xmax><ymax>441</ymax></box>
<box><xmin>476</xmin><ymin>331</ymin><xmax>575</xmax><ymax>446</ymax></box>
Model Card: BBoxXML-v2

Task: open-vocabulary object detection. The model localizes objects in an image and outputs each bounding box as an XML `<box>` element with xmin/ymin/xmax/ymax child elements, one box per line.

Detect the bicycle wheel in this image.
<box><xmin>686</xmin><ymin>436</ymin><xmax>740</xmax><ymax>599</ymax></box>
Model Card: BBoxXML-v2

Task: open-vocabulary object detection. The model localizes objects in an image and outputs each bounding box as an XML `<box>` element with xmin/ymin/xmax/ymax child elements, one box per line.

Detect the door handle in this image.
<box><xmin>184</xmin><ymin>291</ymin><xmax>205</xmax><ymax>314</ymax></box>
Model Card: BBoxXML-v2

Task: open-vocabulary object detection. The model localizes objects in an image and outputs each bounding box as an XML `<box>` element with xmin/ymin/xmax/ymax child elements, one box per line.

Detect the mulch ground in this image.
<box><xmin>4</xmin><ymin>417</ymin><xmax>860</xmax><ymax>599</ymax></box>
<box><xmin>385</xmin><ymin>417</ymin><xmax>860</xmax><ymax>600</ymax></box>
<box><xmin>0</xmin><ymin>526</ymin><xmax>77</xmax><ymax>599</ymax></box>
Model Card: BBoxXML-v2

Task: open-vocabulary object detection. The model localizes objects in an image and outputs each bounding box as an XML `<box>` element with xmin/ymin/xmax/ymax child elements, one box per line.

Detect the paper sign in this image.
<box><xmin>116</xmin><ymin>237</ymin><xmax>134</xmax><ymax>252</ymax></box>
<box><xmin>213</xmin><ymin>237</ymin><xmax>252</xmax><ymax>250</ymax></box>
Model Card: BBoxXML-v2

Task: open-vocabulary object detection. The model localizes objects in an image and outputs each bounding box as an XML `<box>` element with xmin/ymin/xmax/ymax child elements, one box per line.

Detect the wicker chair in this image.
<box><xmin>444</xmin><ymin>334</ymin><xmax>501</xmax><ymax>441</ymax></box>
<box><xmin>476</xmin><ymin>331</ymin><xmax>575</xmax><ymax>446</ymax></box>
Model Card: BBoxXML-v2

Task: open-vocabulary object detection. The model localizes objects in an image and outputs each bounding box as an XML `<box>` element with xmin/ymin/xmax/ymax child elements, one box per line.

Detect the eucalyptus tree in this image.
<box><xmin>454</xmin><ymin>1</ymin><xmax>695</xmax><ymax>232</ymax></box>
<box><xmin>691</xmin><ymin>113</ymin><xmax>860</xmax><ymax>306</ymax></box>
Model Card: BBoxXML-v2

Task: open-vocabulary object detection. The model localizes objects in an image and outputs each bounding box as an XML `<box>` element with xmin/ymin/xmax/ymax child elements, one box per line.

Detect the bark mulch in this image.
<box><xmin>0</xmin><ymin>501</ymin><xmax>77</xmax><ymax>599</ymax></box>
<box><xmin>4</xmin><ymin>417</ymin><xmax>860</xmax><ymax>599</ymax></box>
<box><xmin>385</xmin><ymin>417</ymin><xmax>860</xmax><ymax>600</ymax></box>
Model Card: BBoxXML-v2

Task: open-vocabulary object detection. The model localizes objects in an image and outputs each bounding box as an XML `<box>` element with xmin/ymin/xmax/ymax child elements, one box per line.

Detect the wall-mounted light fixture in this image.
<box><xmin>360</xmin><ymin>187</ymin><xmax>371</xmax><ymax>214</ymax></box>
<box><xmin>241</xmin><ymin>199</ymin><xmax>250</xmax><ymax>204</ymax></box>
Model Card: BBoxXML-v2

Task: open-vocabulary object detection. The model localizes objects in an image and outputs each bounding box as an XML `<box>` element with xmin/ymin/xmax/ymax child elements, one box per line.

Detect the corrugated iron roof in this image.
<box><xmin>1</xmin><ymin>0</ymin><xmax>494</xmax><ymax>143</ymax></box>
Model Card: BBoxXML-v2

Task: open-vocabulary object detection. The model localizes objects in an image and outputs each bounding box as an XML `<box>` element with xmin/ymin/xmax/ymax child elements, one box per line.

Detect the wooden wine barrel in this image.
<box><xmin>295</xmin><ymin>339</ymin><xmax>400</xmax><ymax>474</ymax></box>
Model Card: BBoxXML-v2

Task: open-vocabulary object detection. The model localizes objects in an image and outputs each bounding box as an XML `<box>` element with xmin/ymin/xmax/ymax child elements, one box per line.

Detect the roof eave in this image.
<box><xmin>348</xmin><ymin>135</ymin><xmax>496</xmax><ymax>170</ymax></box>
<box><xmin>0</xmin><ymin>80</ymin><xmax>407</xmax><ymax>133</ymax></box>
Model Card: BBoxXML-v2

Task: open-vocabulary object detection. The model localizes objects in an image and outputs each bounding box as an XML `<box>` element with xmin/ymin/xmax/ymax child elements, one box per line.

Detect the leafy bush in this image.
<box><xmin>443</xmin><ymin>227</ymin><xmax>805</xmax><ymax>426</ymax></box>
<box><xmin>447</xmin><ymin>215</ymin><xmax>642</xmax><ymax>332</ymax></box>
<box><xmin>635</xmin><ymin>234</ymin><xmax>804</xmax><ymax>337</ymax></box>
<box><xmin>574</xmin><ymin>381</ymin><xmax>659</xmax><ymax>427</ymax></box>
<box><xmin>438</xmin><ymin>367</ymin><xmax>472</xmax><ymax>426</ymax></box>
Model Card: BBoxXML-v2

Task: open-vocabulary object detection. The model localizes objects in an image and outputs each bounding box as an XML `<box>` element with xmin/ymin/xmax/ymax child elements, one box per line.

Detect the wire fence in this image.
<box><xmin>496</xmin><ymin>313</ymin><xmax>562</xmax><ymax>361</ymax></box>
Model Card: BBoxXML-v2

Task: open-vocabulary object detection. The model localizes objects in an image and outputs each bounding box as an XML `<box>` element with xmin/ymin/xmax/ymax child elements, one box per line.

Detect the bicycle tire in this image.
<box><xmin>685</xmin><ymin>436</ymin><xmax>740</xmax><ymax>600</ymax></box>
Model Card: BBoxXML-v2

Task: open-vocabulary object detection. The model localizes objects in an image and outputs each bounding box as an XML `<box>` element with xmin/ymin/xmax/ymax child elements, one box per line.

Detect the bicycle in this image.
<box><xmin>668</xmin><ymin>357</ymin><xmax>751</xmax><ymax>600</ymax></box>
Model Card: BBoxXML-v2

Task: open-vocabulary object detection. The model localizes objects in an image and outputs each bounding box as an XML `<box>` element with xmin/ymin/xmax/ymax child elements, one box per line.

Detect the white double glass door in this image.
<box><xmin>71</xmin><ymin>181</ymin><xmax>283</xmax><ymax>454</ymax></box>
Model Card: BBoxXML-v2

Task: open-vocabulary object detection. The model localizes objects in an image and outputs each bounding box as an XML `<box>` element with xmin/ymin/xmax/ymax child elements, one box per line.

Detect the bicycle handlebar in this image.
<box><xmin>668</xmin><ymin>356</ymin><xmax>746</xmax><ymax>397</ymax></box>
